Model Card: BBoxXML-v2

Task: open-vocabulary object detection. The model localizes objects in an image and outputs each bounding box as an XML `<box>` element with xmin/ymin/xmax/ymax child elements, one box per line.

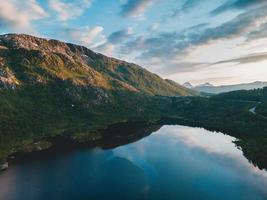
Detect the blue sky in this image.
<box><xmin>1</xmin><ymin>0</ymin><xmax>267</xmax><ymax>85</ymax></box>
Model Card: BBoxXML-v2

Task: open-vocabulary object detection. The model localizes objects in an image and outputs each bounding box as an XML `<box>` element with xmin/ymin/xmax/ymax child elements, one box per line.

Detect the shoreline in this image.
<box><xmin>0</xmin><ymin>121</ymin><xmax>160</xmax><ymax>172</ymax></box>
<box><xmin>1</xmin><ymin>119</ymin><xmax>267</xmax><ymax>172</ymax></box>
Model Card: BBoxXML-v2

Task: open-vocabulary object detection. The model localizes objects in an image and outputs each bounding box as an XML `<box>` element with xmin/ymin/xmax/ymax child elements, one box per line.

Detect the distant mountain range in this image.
<box><xmin>183</xmin><ymin>81</ymin><xmax>267</xmax><ymax>94</ymax></box>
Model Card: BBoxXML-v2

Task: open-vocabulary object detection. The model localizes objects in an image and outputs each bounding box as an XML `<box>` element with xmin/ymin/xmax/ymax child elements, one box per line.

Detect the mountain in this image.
<box><xmin>0</xmin><ymin>33</ymin><xmax>196</xmax><ymax>164</ymax></box>
<box><xmin>183</xmin><ymin>81</ymin><xmax>267</xmax><ymax>94</ymax></box>
<box><xmin>0</xmin><ymin>34</ymin><xmax>195</xmax><ymax>96</ymax></box>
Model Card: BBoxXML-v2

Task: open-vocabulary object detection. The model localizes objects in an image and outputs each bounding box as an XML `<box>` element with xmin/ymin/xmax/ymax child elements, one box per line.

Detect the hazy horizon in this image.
<box><xmin>1</xmin><ymin>0</ymin><xmax>267</xmax><ymax>85</ymax></box>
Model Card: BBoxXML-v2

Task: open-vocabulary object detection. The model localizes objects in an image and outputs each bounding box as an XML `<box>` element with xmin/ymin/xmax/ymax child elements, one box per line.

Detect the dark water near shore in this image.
<box><xmin>0</xmin><ymin>125</ymin><xmax>267</xmax><ymax>200</ymax></box>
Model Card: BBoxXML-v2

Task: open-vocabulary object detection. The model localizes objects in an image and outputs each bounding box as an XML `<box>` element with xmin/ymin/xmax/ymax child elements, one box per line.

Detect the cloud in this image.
<box><xmin>156</xmin><ymin>62</ymin><xmax>209</xmax><ymax>75</ymax></box>
<box><xmin>93</xmin><ymin>27</ymin><xmax>134</xmax><ymax>57</ymax></box>
<box><xmin>186</xmin><ymin>7</ymin><xmax>267</xmax><ymax>45</ymax></box>
<box><xmin>108</xmin><ymin>28</ymin><xmax>133</xmax><ymax>44</ymax></box>
<box><xmin>214</xmin><ymin>52</ymin><xmax>267</xmax><ymax>65</ymax></box>
<box><xmin>148</xmin><ymin>23</ymin><xmax>160</xmax><ymax>31</ymax></box>
<box><xmin>181</xmin><ymin>0</ymin><xmax>201</xmax><ymax>10</ymax></box>
<box><xmin>60</xmin><ymin>26</ymin><xmax>105</xmax><ymax>47</ymax></box>
<box><xmin>171</xmin><ymin>0</ymin><xmax>205</xmax><ymax>17</ymax></box>
<box><xmin>119</xmin><ymin>5</ymin><xmax>267</xmax><ymax>74</ymax></box>
<box><xmin>211</xmin><ymin>0</ymin><xmax>266</xmax><ymax>15</ymax></box>
<box><xmin>0</xmin><ymin>0</ymin><xmax>48</xmax><ymax>32</ymax></box>
<box><xmin>94</xmin><ymin>42</ymin><xmax>115</xmax><ymax>56</ymax></box>
<box><xmin>120</xmin><ymin>0</ymin><xmax>157</xmax><ymax>18</ymax></box>
<box><xmin>48</xmin><ymin>0</ymin><xmax>92</xmax><ymax>21</ymax></box>
<box><xmin>247</xmin><ymin>22</ymin><xmax>267</xmax><ymax>41</ymax></box>
<box><xmin>127</xmin><ymin>5</ymin><xmax>267</xmax><ymax>58</ymax></box>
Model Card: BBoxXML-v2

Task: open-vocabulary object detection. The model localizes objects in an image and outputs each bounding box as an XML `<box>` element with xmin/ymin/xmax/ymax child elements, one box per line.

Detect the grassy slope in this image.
<box><xmin>0</xmin><ymin>34</ymin><xmax>196</xmax><ymax>97</ymax></box>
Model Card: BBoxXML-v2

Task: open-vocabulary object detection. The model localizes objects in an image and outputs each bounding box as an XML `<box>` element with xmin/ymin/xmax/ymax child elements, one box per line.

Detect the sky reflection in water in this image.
<box><xmin>0</xmin><ymin>125</ymin><xmax>267</xmax><ymax>200</ymax></box>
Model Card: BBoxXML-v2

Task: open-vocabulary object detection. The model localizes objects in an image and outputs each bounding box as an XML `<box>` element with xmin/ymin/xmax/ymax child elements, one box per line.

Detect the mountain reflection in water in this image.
<box><xmin>0</xmin><ymin>125</ymin><xmax>267</xmax><ymax>200</ymax></box>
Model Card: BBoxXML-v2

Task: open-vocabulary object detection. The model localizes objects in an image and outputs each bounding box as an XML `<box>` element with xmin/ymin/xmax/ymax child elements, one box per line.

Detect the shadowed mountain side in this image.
<box><xmin>7</xmin><ymin>122</ymin><xmax>162</xmax><ymax>164</ymax></box>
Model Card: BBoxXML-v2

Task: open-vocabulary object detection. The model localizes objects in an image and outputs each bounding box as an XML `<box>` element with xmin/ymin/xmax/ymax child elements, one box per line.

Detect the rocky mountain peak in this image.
<box><xmin>0</xmin><ymin>34</ymin><xmax>98</xmax><ymax>59</ymax></box>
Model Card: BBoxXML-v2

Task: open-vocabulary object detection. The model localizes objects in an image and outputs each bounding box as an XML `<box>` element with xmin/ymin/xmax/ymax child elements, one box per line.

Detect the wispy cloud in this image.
<box><xmin>120</xmin><ymin>0</ymin><xmax>158</xmax><ymax>18</ymax></box>
<box><xmin>211</xmin><ymin>0</ymin><xmax>266</xmax><ymax>15</ymax></box>
<box><xmin>172</xmin><ymin>0</ymin><xmax>203</xmax><ymax>17</ymax></box>
<box><xmin>48</xmin><ymin>0</ymin><xmax>92</xmax><ymax>21</ymax></box>
<box><xmin>170</xmin><ymin>0</ymin><xmax>209</xmax><ymax>18</ymax></box>
<box><xmin>94</xmin><ymin>27</ymin><xmax>134</xmax><ymax>57</ymax></box>
<box><xmin>156</xmin><ymin>62</ymin><xmax>209</xmax><ymax>75</ymax></box>
<box><xmin>94</xmin><ymin>42</ymin><xmax>115</xmax><ymax>57</ymax></box>
<box><xmin>247</xmin><ymin>22</ymin><xmax>267</xmax><ymax>42</ymax></box>
<box><xmin>108</xmin><ymin>28</ymin><xmax>133</xmax><ymax>44</ymax></box>
<box><xmin>214</xmin><ymin>52</ymin><xmax>267</xmax><ymax>65</ymax></box>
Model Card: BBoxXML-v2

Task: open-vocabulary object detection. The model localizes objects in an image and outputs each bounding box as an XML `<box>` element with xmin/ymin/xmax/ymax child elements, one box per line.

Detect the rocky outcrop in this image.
<box><xmin>0</xmin><ymin>67</ymin><xmax>19</xmax><ymax>89</ymax></box>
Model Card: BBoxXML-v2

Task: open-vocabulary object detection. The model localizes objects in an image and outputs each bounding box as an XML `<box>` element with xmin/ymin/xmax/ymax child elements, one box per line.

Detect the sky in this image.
<box><xmin>1</xmin><ymin>0</ymin><xmax>267</xmax><ymax>85</ymax></box>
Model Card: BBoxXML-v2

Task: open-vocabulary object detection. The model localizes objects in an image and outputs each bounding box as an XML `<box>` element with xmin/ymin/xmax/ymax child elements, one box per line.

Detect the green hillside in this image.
<box><xmin>0</xmin><ymin>34</ymin><xmax>196</xmax><ymax>96</ymax></box>
<box><xmin>0</xmin><ymin>33</ymin><xmax>196</xmax><ymax>164</ymax></box>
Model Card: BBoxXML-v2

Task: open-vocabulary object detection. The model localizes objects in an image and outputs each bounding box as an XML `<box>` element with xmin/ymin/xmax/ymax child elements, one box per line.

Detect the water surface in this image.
<box><xmin>0</xmin><ymin>125</ymin><xmax>267</xmax><ymax>200</ymax></box>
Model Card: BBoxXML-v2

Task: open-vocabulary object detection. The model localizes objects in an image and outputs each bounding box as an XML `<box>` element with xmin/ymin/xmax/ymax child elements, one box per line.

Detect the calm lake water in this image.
<box><xmin>0</xmin><ymin>125</ymin><xmax>267</xmax><ymax>200</ymax></box>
